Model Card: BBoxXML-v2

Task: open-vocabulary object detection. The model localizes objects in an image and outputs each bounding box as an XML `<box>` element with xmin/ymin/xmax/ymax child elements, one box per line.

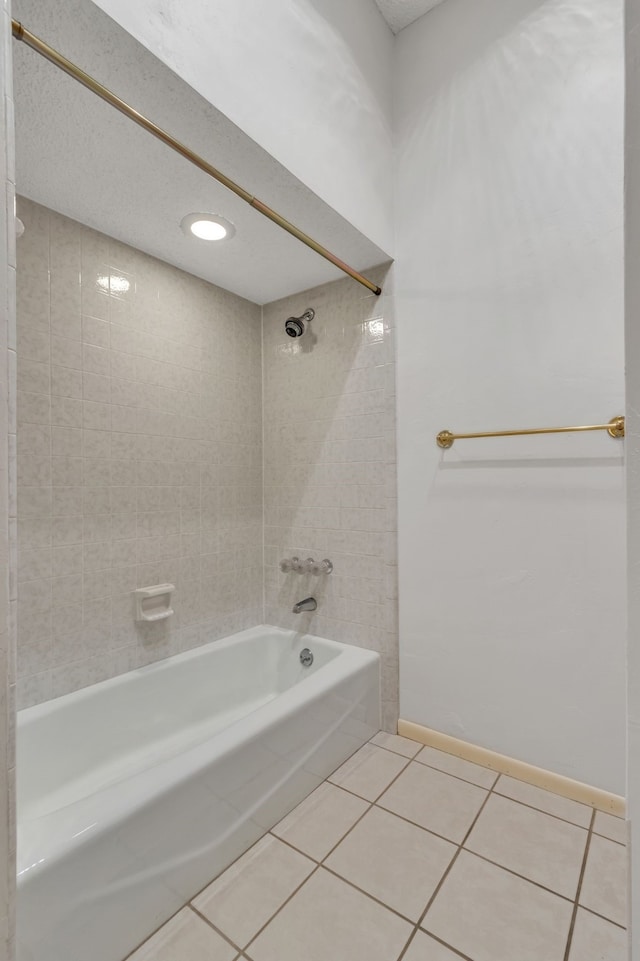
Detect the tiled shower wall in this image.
<box><xmin>263</xmin><ymin>267</ymin><xmax>398</xmax><ymax>730</ymax></box>
<box><xmin>16</xmin><ymin>198</ymin><xmax>263</xmax><ymax>708</ymax></box>
<box><xmin>15</xmin><ymin>200</ymin><xmax>398</xmax><ymax>729</ymax></box>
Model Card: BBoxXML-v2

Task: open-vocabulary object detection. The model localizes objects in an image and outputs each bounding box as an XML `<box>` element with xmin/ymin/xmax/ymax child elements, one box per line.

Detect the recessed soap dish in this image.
<box><xmin>135</xmin><ymin>584</ymin><xmax>175</xmax><ymax>622</ymax></box>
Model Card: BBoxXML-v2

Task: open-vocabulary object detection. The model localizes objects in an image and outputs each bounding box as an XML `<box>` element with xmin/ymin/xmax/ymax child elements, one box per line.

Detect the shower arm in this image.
<box><xmin>11</xmin><ymin>19</ymin><xmax>383</xmax><ymax>298</ymax></box>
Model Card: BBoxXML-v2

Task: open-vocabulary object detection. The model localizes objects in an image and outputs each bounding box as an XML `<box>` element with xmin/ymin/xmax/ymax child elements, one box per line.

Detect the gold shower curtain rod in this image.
<box><xmin>436</xmin><ymin>416</ymin><xmax>625</xmax><ymax>448</ymax></box>
<box><xmin>11</xmin><ymin>19</ymin><xmax>382</xmax><ymax>297</ymax></box>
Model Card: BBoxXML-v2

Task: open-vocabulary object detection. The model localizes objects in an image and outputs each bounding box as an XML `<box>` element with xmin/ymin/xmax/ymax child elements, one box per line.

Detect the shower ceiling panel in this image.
<box><xmin>12</xmin><ymin>0</ymin><xmax>388</xmax><ymax>304</ymax></box>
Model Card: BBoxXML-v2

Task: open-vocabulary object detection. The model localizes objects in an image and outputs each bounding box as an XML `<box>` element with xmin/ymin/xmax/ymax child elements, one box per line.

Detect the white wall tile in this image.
<box><xmin>262</xmin><ymin>266</ymin><xmax>398</xmax><ymax>730</ymax></box>
<box><xmin>16</xmin><ymin>199</ymin><xmax>263</xmax><ymax>702</ymax></box>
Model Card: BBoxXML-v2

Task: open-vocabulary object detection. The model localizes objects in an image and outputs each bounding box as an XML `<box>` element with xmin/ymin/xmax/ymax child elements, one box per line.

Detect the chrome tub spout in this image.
<box><xmin>292</xmin><ymin>597</ymin><xmax>317</xmax><ymax>614</ymax></box>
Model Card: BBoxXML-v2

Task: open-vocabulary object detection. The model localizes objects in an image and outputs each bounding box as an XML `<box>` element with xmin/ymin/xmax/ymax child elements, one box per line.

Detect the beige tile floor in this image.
<box><xmin>125</xmin><ymin>732</ymin><xmax>628</xmax><ymax>961</ymax></box>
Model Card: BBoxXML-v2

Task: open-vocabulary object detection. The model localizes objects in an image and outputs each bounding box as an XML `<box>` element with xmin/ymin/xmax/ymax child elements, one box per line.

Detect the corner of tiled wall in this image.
<box><xmin>1</xmin><ymin>1</ymin><xmax>16</xmax><ymax>957</ymax></box>
<box><xmin>262</xmin><ymin>263</ymin><xmax>399</xmax><ymax>732</ymax></box>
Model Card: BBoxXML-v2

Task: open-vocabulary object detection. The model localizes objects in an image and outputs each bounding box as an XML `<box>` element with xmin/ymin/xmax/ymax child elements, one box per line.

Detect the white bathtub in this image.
<box><xmin>17</xmin><ymin>625</ymin><xmax>380</xmax><ymax>961</ymax></box>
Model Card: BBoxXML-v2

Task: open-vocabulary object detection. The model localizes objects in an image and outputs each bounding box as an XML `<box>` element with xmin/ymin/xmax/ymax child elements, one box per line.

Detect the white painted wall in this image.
<box><xmin>89</xmin><ymin>0</ymin><xmax>394</xmax><ymax>255</ymax></box>
<box><xmin>395</xmin><ymin>0</ymin><xmax>625</xmax><ymax>793</ymax></box>
<box><xmin>625</xmin><ymin>0</ymin><xmax>640</xmax><ymax>948</ymax></box>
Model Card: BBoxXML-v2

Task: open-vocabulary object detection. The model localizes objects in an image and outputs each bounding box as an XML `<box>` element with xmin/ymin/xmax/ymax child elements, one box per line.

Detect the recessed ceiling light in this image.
<box><xmin>180</xmin><ymin>213</ymin><xmax>236</xmax><ymax>242</ymax></box>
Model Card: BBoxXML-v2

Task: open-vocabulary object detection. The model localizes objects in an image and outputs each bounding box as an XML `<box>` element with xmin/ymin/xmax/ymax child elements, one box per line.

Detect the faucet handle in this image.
<box><xmin>280</xmin><ymin>556</ymin><xmax>303</xmax><ymax>573</ymax></box>
<box><xmin>281</xmin><ymin>556</ymin><xmax>324</xmax><ymax>575</ymax></box>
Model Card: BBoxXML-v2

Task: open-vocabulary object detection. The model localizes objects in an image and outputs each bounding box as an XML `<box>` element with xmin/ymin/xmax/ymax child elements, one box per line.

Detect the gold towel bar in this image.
<box><xmin>436</xmin><ymin>416</ymin><xmax>625</xmax><ymax>449</ymax></box>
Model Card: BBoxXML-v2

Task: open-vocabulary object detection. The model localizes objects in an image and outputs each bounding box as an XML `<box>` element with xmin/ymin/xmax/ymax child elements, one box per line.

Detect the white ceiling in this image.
<box><xmin>12</xmin><ymin>0</ymin><xmax>388</xmax><ymax>305</ymax></box>
<box><xmin>374</xmin><ymin>0</ymin><xmax>446</xmax><ymax>33</ymax></box>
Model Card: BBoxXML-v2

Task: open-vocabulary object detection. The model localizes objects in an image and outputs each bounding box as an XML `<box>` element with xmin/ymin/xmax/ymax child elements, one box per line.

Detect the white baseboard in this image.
<box><xmin>397</xmin><ymin>719</ymin><xmax>626</xmax><ymax>817</ymax></box>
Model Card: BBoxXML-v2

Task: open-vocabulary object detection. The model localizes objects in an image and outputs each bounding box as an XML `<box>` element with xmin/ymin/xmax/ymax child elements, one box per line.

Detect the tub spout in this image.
<box><xmin>293</xmin><ymin>596</ymin><xmax>317</xmax><ymax>614</ymax></box>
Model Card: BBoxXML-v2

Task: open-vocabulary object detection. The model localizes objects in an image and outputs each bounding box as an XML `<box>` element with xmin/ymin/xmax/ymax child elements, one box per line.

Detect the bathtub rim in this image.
<box><xmin>18</xmin><ymin>624</ymin><xmax>372</xmax><ymax>726</ymax></box>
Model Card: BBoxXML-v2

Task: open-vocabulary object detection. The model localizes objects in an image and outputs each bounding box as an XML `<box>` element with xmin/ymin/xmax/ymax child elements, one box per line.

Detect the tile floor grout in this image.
<box><xmin>319</xmin><ymin>768</ymin><xmax>591</xmax><ymax>910</ymax></box>
<box><xmin>380</xmin><ymin>741</ymin><xmax>604</xmax><ymax>824</ymax></box>
<box><xmin>124</xmin><ymin>740</ymin><xmax>393</xmax><ymax>958</ymax></box>
<box><xmin>354</xmin><ymin>739</ymin><xmax>605</xmax><ymax>833</ymax></box>
<box><xmin>375</xmin><ymin>737</ymin><xmax>626</xmax><ymax>836</ymax></box>
<box><xmin>242</xmin><ymin>863</ymin><xmax>322</xmax><ymax>958</ymax></box>
<box><xmin>240</xmin><ymin>743</ymin><xmax>421</xmax><ymax>957</ymax></box>
<box><xmin>125</xmin><ymin>734</ymin><xmax>628</xmax><ymax>961</ymax></box>
<box><xmin>409</xmin><ymin>767</ymin><xmax>500</xmax><ymax>957</ymax></box>
<box><xmin>562</xmin><ymin>807</ymin><xmax>596</xmax><ymax>961</ymax></box>
<box><xmin>188</xmin><ymin>903</ymin><xmax>245</xmax><ymax>956</ymax></box>
<box><xmin>580</xmin><ymin>904</ymin><xmax>628</xmax><ymax>930</ymax></box>
<box><xmin>122</xmin><ymin>736</ymin><xmax>380</xmax><ymax>960</ymax></box>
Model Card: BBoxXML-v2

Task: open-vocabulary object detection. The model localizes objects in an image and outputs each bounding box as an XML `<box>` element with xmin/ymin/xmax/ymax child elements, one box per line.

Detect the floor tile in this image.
<box><xmin>271</xmin><ymin>782</ymin><xmax>369</xmax><ymax>861</ymax></box>
<box><xmin>378</xmin><ymin>760</ymin><xmax>487</xmax><ymax>843</ymax></box>
<box><xmin>370</xmin><ymin>731</ymin><xmax>422</xmax><ymax>758</ymax></box>
<box><xmin>415</xmin><ymin>746</ymin><xmax>498</xmax><ymax>789</ymax></box>
<box><xmin>328</xmin><ymin>743</ymin><xmax>409</xmax><ymax>801</ymax></box>
<box><xmin>568</xmin><ymin>907</ymin><xmax>627</xmax><ymax>961</ymax></box>
<box><xmin>193</xmin><ymin>835</ymin><xmax>314</xmax><ymax>948</ymax></box>
<box><xmin>325</xmin><ymin>805</ymin><xmax>456</xmax><ymax>921</ymax></box>
<box><xmin>579</xmin><ymin>834</ymin><xmax>628</xmax><ymax>928</ymax></box>
<box><xmin>594</xmin><ymin>811</ymin><xmax>627</xmax><ymax>845</ymax></box>
<box><xmin>465</xmin><ymin>793</ymin><xmax>588</xmax><ymax>898</ymax></box>
<box><xmin>246</xmin><ymin>867</ymin><xmax>412</xmax><ymax>961</ymax></box>
<box><xmin>494</xmin><ymin>775</ymin><xmax>592</xmax><ymax>827</ymax></box>
<box><xmin>403</xmin><ymin>931</ymin><xmax>467</xmax><ymax>961</ymax></box>
<box><xmin>423</xmin><ymin>850</ymin><xmax>572</xmax><ymax>961</ymax></box>
<box><xmin>128</xmin><ymin>908</ymin><xmax>237</xmax><ymax>961</ymax></box>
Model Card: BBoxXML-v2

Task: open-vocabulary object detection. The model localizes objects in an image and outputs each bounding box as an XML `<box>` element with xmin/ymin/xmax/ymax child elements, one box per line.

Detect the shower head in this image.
<box><xmin>285</xmin><ymin>308</ymin><xmax>315</xmax><ymax>338</ymax></box>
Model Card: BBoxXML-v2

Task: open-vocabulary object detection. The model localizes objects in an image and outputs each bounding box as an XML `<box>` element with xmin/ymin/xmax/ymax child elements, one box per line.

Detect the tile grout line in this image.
<box><xmin>395</xmin><ymin>770</ymin><xmax>500</xmax><ymax>961</ymax></box>
<box><xmin>453</xmin><ymin>849</ymin><xmax>581</xmax><ymax>907</ymax></box>
<box><xmin>237</xmin><ymin>748</ymin><xmax>428</xmax><ymax>957</ymax></box>
<box><xmin>369</xmin><ymin>737</ymin><xmax>599</xmax><ymax>833</ymax></box>
<box><xmin>121</xmin><ymin>903</ymin><xmax>203</xmax><ymax>961</ymax></box>
<box><xmin>562</xmin><ymin>807</ymin><xmax>596</xmax><ymax>961</ymax></box>
<box><xmin>123</xmin><ymin>785</ymin><xmax>325</xmax><ymax>961</ymax></box>
<box><xmin>384</xmin><ymin>737</ymin><xmax>626</xmax><ymax>826</ymax></box>
<box><xmin>241</xmin><ymin>864</ymin><xmax>322</xmax><ymax>961</ymax></box>
<box><xmin>489</xmin><ymin>788</ymin><xmax>593</xmax><ymax>831</ymax></box>
<box><xmin>325</xmin><ymin>775</ymin><xmax>590</xmax><ymax>910</ymax></box>
<box><xmin>361</xmin><ymin>801</ymin><xmax>588</xmax><ymax>905</ymax></box>
<box><xmin>276</xmin><ymin>756</ymin><xmax>413</xmax><ymax>868</ymax></box>
<box><xmin>416</xmin><ymin>778</ymin><xmax>497</xmax><ymax>944</ymax></box>
<box><xmin>591</xmin><ymin>831</ymin><xmax>627</xmax><ymax>848</ymax></box>
<box><xmin>320</xmin><ymin>862</ymin><xmax>419</xmax><ymax>927</ymax></box>
<box><xmin>124</xmin><ymin>741</ymin><xmax>625</xmax><ymax>960</ymax></box>
<box><xmin>324</xmin><ymin>753</ymin><xmax>604</xmax><ymax>926</ymax></box>
<box><xmin>270</xmin><ymin>789</ymin><xmax>588</xmax><ymax>945</ymax></box>
<box><xmin>154</xmin><ymin>740</ymin><xmax>402</xmax><ymax>955</ymax></box>
<box><xmin>189</xmin><ymin>903</ymin><xmax>245</xmax><ymax>956</ymax></box>
<box><xmin>580</xmin><ymin>903</ymin><xmax>628</xmax><ymax>930</ymax></box>
<box><xmin>400</xmin><ymin>927</ymin><xmax>475</xmax><ymax>961</ymax></box>
<box><xmin>382</xmin><ymin>746</ymin><xmax>499</xmax><ymax>790</ymax></box>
